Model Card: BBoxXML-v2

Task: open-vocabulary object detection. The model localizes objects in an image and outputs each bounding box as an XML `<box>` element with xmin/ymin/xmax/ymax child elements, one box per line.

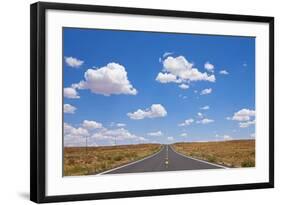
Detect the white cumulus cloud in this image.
<box><xmin>82</xmin><ymin>120</ymin><xmax>103</xmax><ymax>129</ymax></box>
<box><xmin>64</xmin><ymin>87</ymin><xmax>80</xmax><ymax>99</ymax></box>
<box><xmin>64</xmin><ymin>123</ymin><xmax>89</xmax><ymax>138</ymax></box>
<box><xmin>155</xmin><ymin>56</ymin><xmax>215</xmax><ymax>88</ymax></box>
<box><xmin>64</xmin><ymin>122</ymin><xmax>146</xmax><ymax>146</ymax></box>
<box><xmin>127</xmin><ymin>104</ymin><xmax>167</xmax><ymax>120</ymax></box>
<box><xmin>92</xmin><ymin>127</ymin><xmax>137</xmax><ymax>141</ymax></box>
<box><xmin>64</xmin><ymin>56</ymin><xmax>84</xmax><ymax>68</ymax></box>
<box><xmin>200</xmin><ymin>88</ymin><xmax>212</xmax><ymax>95</ymax></box>
<box><xmin>163</xmin><ymin>56</ymin><xmax>216</xmax><ymax>82</ymax></box>
<box><xmin>180</xmin><ymin>133</ymin><xmax>188</xmax><ymax>137</ymax></box>
<box><xmin>73</xmin><ymin>62</ymin><xmax>137</xmax><ymax>96</ymax></box>
<box><xmin>232</xmin><ymin>108</ymin><xmax>255</xmax><ymax>121</ymax></box>
<box><xmin>155</xmin><ymin>72</ymin><xmax>179</xmax><ymax>83</ymax></box>
<box><xmin>229</xmin><ymin>108</ymin><xmax>255</xmax><ymax>128</ymax></box>
<box><xmin>64</xmin><ymin>104</ymin><xmax>76</xmax><ymax>114</ymax></box>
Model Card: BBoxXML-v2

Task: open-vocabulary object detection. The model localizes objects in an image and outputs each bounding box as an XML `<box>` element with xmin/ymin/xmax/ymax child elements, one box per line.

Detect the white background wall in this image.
<box><xmin>0</xmin><ymin>0</ymin><xmax>279</xmax><ymax>204</ymax></box>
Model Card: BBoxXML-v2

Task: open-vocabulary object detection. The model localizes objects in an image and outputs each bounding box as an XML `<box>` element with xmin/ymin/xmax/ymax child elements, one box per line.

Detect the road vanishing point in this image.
<box><xmin>100</xmin><ymin>145</ymin><xmax>226</xmax><ymax>175</ymax></box>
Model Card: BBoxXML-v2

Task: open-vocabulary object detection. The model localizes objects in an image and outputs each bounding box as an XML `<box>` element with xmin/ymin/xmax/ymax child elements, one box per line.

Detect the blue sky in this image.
<box><xmin>63</xmin><ymin>27</ymin><xmax>255</xmax><ymax>147</ymax></box>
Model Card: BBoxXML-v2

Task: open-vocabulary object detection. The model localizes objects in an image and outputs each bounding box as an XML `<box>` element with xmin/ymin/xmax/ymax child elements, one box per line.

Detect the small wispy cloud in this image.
<box><xmin>223</xmin><ymin>135</ymin><xmax>232</xmax><ymax>141</ymax></box>
<box><xmin>178</xmin><ymin>84</ymin><xmax>189</xmax><ymax>90</ymax></box>
<box><xmin>178</xmin><ymin>118</ymin><xmax>194</xmax><ymax>127</ymax></box>
<box><xmin>116</xmin><ymin>123</ymin><xmax>126</xmax><ymax>127</ymax></box>
<box><xmin>196</xmin><ymin>118</ymin><xmax>214</xmax><ymax>124</ymax></box>
<box><xmin>167</xmin><ymin>136</ymin><xmax>174</xmax><ymax>141</ymax></box>
<box><xmin>219</xmin><ymin>70</ymin><xmax>229</xmax><ymax>75</ymax></box>
<box><xmin>204</xmin><ymin>62</ymin><xmax>215</xmax><ymax>73</ymax></box>
<box><xmin>162</xmin><ymin>52</ymin><xmax>173</xmax><ymax>58</ymax></box>
<box><xmin>200</xmin><ymin>88</ymin><xmax>212</xmax><ymax>95</ymax></box>
<box><xmin>147</xmin><ymin>131</ymin><xmax>163</xmax><ymax>137</ymax></box>
<box><xmin>180</xmin><ymin>133</ymin><xmax>188</xmax><ymax>137</ymax></box>
<box><xmin>200</xmin><ymin>105</ymin><xmax>210</xmax><ymax>110</ymax></box>
<box><xmin>64</xmin><ymin>56</ymin><xmax>84</xmax><ymax>68</ymax></box>
<box><xmin>64</xmin><ymin>104</ymin><xmax>77</xmax><ymax>114</ymax></box>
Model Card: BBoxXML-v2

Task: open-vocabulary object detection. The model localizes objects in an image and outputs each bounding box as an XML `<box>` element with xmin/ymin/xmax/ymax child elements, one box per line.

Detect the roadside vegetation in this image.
<box><xmin>64</xmin><ymin>143</ymin><xmax>162</xmax><ymax>176</ymax></box>
<box><xmin>172</xmin><ymin>140</ymin><xmax>255</xmax><ymax>168</ymax></box>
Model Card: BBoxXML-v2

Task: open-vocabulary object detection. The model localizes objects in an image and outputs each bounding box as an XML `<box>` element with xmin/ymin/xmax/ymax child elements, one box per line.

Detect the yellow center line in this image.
<box><xmin>165</xmin><ymin>145</ymin><xmax>169</xmax><ymax>167</ymax></box>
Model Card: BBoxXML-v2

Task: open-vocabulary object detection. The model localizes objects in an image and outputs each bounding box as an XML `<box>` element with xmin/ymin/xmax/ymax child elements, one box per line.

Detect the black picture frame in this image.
<box><xmin>30</xmin><ymin>1</ymin><xmax>274</xmax><ymax>203</ymax></box>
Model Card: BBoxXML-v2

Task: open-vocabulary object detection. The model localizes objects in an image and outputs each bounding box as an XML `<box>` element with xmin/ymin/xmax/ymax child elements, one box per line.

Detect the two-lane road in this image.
<box><xmin>101</xmin><ymin>145</ymin><xmax>225</xmax><ymax>175</ymax></box>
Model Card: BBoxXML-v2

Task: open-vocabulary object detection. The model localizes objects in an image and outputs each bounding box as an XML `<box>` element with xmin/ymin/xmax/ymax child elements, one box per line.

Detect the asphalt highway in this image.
<box><xmin>103</xmin><ymin>144</ymin><xmax>224</xmax><ymax>174</ymax></box>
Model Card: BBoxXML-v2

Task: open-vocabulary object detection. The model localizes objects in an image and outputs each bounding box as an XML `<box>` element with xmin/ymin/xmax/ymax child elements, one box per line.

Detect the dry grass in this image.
<box><xmin>64</xmin><ymin>144</ymin><xmax>162</xmax><ymax>176</ymax></box>
<box><xmin>172</xmin><ymin>140</ymin><xmax>255</xmax><ymax>168</ymax></box>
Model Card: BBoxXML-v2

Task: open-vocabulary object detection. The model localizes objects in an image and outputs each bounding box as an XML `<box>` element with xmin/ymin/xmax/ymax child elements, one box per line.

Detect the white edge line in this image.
<box><xmin>169</xmin><ymin>145</ymin><xmax>229</xmax><ymax>169</ymax></box>
<box><xmin>96</xmin><ymin>145</ymin><xmax>165</xmax><ymax>175</ymax></box>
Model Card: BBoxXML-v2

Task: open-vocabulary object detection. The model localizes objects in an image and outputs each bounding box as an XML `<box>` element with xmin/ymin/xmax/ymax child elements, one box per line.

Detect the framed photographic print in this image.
<box><xmin>30</xmin><ymin>1</ymin><xmax>274</xmax><ymax>203</ymax></box>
